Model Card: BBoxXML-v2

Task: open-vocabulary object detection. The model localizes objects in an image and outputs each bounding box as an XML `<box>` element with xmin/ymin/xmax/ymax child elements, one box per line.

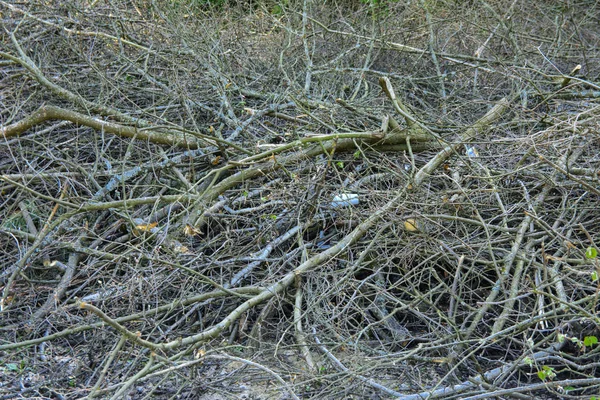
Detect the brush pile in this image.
<box><xmin>1</xmin><ymin>1</ymin><xmax>599</xmax><ymax>398</ymax></box>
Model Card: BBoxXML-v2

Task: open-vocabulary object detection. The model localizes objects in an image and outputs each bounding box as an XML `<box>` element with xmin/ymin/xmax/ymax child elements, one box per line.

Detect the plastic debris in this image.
<box><xmin>331</xmin><ymin>193</ymin><xmax>359</xmax><ymax>208</ymax></box>
<box><xmin>465</xmin><ymin>145</ymin><xmax>479</xmax><ymax>158</ymax></box>
<box><xmin>316</xmin><ymin>230</ymin><xmax>331</xmax><ymax>249</ymax></box>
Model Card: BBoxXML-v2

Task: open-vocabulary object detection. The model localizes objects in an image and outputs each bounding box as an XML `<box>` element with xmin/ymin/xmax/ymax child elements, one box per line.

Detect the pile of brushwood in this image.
<box><xmin>1</xmin><ymin>0</ymin><xmax>600</xmax><ymax>398</ymax></box>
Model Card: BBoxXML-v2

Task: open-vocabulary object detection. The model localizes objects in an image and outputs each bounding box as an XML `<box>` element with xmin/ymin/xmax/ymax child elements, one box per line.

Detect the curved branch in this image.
<box><xmin>1</xmin><ymin>105</ymin><xmax>201</xmax><ymax>149</ymax></box>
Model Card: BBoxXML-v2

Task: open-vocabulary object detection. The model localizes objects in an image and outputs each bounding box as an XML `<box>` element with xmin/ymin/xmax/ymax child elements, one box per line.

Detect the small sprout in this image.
<box><xmin>583</xmin><ymin>336</ymin><xmax>598</xmax><ymax>347</ymax></box>
<box><xmin>353</xmin><ymin>150</ymin><xmax>361</xmax><ymax>159</ymax></box>
<box><xmin>336</xmin><ymin>161</ymin><xmax>344</xmax><ymax>169</ymax></box>
<box><xmin>233</xmin><ymin>346</ymin><xmax>244</xmax><ymax>354</ymax></box>
<box><xmin>271</xmin><ymin>4</ymin><xmax>283</xmax><ymax>14</ymax></box>
<box><xmin>537</xmin><ymin>365</ymin><xmax>556</xmax><ymax>381</ymax></box>
<box><xmin>592</xmin><ymin>271</ymin><xmax>598</xmax><ymax>282</ymax></box>
<box><xmin>523</xmin><ymin>357</ymin><xmax>533</xmax><ymax>366</ymax></box>
<box><xmin>585</xmin><ymin>246</ymin><xmax>597</xmax><ymax>259</ymax></box>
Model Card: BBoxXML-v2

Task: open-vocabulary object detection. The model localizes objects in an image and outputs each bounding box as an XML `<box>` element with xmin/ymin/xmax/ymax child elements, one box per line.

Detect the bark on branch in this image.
<box><xmin>1</xmin><ymin>105</ymin><xmax>202</xmax><ymax>149</ymax></box>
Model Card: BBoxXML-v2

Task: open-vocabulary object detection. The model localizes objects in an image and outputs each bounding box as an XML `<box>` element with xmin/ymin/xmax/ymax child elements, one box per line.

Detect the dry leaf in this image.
<box><xmin>195</xmin><ymin>348</ymin><xmax>206</xmax><ymax>359</ymax></box>
<box><xmin>404</xmin><ymin>219</ymin><xmax>419</xmax><ymax>232</ymax></box>
<box><xmin>173</xmin><ymin>244</ymin><xmax>190</xmax><ymax>254</ymax></box>
<box><xmin>184</xmin><ymin>224</ymin><xmax>202</xmax><ymax>236</ymax></box>
<box><xmin>134</xmin><ymin>222</ymin><xmax>158</xmax><ymax>235</ymax></box>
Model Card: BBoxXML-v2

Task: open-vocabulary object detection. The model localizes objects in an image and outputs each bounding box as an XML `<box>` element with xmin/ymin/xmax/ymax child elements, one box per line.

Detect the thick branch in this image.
<box><xmin>1</xmin><ymin>105</ymin><xmax>201</xmax><ymax>149</ymax></box>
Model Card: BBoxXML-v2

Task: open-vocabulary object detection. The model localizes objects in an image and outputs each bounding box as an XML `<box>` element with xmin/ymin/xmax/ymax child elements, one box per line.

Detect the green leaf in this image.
<box><xmin>585</xmin><ymin>246</ymin><xmax>597</xmax><ymax>259</ymax></box>
<box><xmin>542</xmin><ymin>365</ymin><xmax>556</xmax><ymax>380</ymax></box>
<box><xmin>592</xmin><ymin>270</ymin><xmax>598</xmax><ymax>282</ymax></box>
<box><xmin>5</xmin><ymin>363</ymin><xmax>18</xmax><ymax>371</ymax></box>
<box><xmin>271</xmin><ymin>4</ymin><xmax>283</xmax><ymax>14</ymax></box>
<box><xmin>523</xmin><ymin>356</ymin><xmax>533</xmax><ymax>366</ymax></box>
<box><xmin>537</xmin><ymin>365</ymin><xmax>556</xmax><ymax>381</ymax></box>
<box><xmin>537</xmin><ymin>370</ymin><xmax>547</xmax><ymax>380</ymax></box>
<box><xmin>583</xmin><ymin>336</ymin><xmax>598</xmax><ymax>347</ymax></box>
